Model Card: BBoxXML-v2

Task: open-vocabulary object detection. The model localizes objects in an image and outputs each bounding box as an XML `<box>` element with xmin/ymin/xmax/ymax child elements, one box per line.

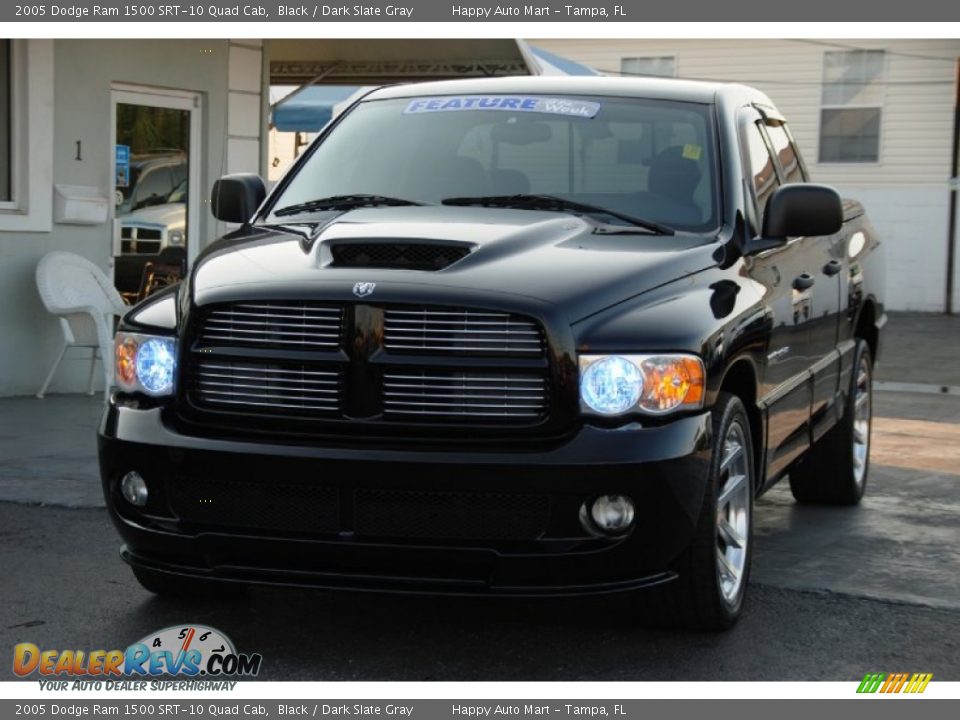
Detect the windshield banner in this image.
<box><xmin>403</xmin><ymin>96</ymin><xmax>601</xmax><ymax>117</ymax></box>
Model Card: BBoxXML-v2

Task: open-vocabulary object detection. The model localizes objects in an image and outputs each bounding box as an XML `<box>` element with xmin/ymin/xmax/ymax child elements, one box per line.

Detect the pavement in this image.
<box><xmin>1</xmin><ymin>311</ymin><xmax>959</xmax><ymax>680</ymax></box>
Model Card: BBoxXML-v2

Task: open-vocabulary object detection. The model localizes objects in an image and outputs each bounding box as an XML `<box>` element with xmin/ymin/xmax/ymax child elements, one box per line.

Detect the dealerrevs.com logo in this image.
<box><xmin>13</xmin><ymin>625</ymin><xmax>262</xmax><ymax>686</ymax></box>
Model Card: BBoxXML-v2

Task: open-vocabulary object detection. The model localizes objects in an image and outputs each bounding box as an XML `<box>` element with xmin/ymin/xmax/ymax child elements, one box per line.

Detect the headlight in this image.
<box><xmin>168</xmin><ymin>230</ymin><xmax>185</xmax><ymax>246</ymax></box>
<box><xmin>580</xmin><ymin>356</ymin><xmax>643</xmax><ymax>415</ymax></box>
<box><xmin>114</xmin><ymin>332</ymin><xmax>177</xmax><ymax>396</ymax></box>
<box><xmin>579</xmin><ymin>354</ymin><xmax>705</xmax><ymax>417</ymax></box>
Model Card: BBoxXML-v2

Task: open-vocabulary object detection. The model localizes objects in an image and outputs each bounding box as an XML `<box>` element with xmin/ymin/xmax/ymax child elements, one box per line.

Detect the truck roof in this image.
<box><xmin>365</xmin><ymin>75</ymin><xmax>771</xmax><ymax>107</ymax></box>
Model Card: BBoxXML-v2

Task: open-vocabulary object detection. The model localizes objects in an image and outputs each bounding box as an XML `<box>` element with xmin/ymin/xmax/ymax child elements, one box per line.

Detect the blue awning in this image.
<box><xmin>271</xmin><ymin>85</ymin><xmax>365</xmax><ymax>132</ymax></box>
<box><xmin>271</xmin><ymin>46</ymin><xmax>599</xmax><ymax>132</ymax></box>
<box><xmin>527</xmin><ymin>45</ymin><xmax>600</xmax><ymax>76</ymax></box>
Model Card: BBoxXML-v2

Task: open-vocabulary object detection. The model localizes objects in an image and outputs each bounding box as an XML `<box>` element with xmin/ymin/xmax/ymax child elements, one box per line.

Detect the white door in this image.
<box><xmin>109</xmin><ymin>86</ymin><xmax>201</xmax><ymax>299</ymax></box>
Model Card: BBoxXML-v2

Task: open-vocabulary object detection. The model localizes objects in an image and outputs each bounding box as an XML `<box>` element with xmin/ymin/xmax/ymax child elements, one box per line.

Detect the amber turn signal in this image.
<box><xmin>639</xmin><ymin>355</ymin><xmax>706</xmax><ymax>413</ymax></box>
<box><xmin>115</xmin><ymin>335</ymin><xmax>139</xmax><ymax>387</ymax></box>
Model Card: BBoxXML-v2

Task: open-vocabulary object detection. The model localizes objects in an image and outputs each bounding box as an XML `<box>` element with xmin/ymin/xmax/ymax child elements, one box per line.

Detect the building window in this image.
<box><xmin>819</xmin><ymin>50</ymin><xmax>884</xmax><ymax>163</ymax></box>
<box><xmin>0</xmin><ymin>39</ymin><xmax>53</xmax><ymax>232</ymax></box>
<box><xmin>620</xmin><ymin>56</ymin><xmax>676</xmax><ymax>78</ymax></box>
<box><xmin>1</xmin><ymin>39</ymin><xmax>11</xmax><ymax>202</ymax></box>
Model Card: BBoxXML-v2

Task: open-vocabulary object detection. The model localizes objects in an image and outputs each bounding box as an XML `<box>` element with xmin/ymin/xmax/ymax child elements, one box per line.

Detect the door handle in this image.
<box><xmin>823</xmin><ymin>259</ymin><xmax>843</xmax><ymax>276</ymax></box>
<box><xmin>793</xmin><ymin>273</ymin><xmax>816</xmax><ymax>291</ymax></box>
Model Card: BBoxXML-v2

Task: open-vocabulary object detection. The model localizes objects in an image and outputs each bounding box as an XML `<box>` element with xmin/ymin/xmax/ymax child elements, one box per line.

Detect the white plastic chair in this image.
<box><xmin>35</xmin><ymin>252</ymin><xmax>127</xmax><ymax>400</ymax></box>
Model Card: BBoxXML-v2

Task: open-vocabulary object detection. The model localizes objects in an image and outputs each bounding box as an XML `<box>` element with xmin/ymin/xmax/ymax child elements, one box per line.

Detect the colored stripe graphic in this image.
<box><xmin>905</xmin><ymin>673</ymin><xmax>933</xmax><ymax>693</ymax></box>
<box><xmin>857</xmin><ymin>672</ymin><xmax>932</xmax><ymax>693</ymax></box>
<box><xmin>857</xmin><ymin>673</ymin><xmax>885</xmax><ymax>693</ymax></box>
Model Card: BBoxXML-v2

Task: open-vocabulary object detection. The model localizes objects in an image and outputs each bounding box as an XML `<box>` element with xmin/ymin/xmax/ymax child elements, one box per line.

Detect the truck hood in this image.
<box><xmin>192</xmin><ymin>206</ymin><xmax>720</xmax><ymax>323</ymax></box>
<box><xmin>122</xmin><ymin>202</ymin><xmax>185</xmax><ymax>230</ymax></box>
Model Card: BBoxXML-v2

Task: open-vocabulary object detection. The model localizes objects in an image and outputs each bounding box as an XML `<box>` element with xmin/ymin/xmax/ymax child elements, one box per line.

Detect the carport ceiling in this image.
<box><xmin>268</xmin><ymin>39</ymin><xmax>534</xmax><ymax>85</ymax></box>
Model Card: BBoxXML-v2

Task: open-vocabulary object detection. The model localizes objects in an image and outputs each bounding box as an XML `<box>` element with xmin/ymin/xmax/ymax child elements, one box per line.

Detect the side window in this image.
<box><xmin>743</xmin><ymin>120</ymin><xmax>780</xmax><ymax>231</ymax></box>
<box><xmin>765</xmin><ymin>123</ymin><xmax>804</xmax><ymax>184</ymax></box>
<box><xmin>171</xmin><ymin>162</ymin><xmax>188</xmax><ymax>186</ymax></box>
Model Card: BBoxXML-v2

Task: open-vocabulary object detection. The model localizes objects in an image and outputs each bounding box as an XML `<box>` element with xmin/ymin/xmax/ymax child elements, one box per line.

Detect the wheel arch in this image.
<box><xmin>718</xmin><ymin>356</ymin><xmax>764</xmax><ymax>487</ymax></box>
<box><xmin>853</xmin><ymin>299</ymin><xmax>879</xmax><ymax>365</ymax></box>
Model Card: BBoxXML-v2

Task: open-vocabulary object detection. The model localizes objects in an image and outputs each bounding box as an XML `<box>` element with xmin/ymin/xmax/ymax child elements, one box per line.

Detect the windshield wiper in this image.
<box><xmin>441</xmin><ymin>194</ymin><xmax>675</xmax><ymax>236</ymax></box>
<box><xmin>274</xmin><ymin>194</ymin><xmax>424</xmax><ymax>217</ymax></box>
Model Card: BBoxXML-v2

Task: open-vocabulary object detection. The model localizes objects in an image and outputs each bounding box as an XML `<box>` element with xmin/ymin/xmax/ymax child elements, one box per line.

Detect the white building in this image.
<box><xmin>532</xmin><ymin>38</ymin><xmax>960</xmax><ymax>314</ymax></box>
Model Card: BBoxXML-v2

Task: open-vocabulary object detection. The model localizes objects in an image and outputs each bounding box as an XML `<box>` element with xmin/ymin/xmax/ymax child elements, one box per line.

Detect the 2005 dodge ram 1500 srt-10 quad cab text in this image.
<box><xmin>100</xmin><ymin>77</ymin><xmax>885</xmax><ymax>630</ymax></box>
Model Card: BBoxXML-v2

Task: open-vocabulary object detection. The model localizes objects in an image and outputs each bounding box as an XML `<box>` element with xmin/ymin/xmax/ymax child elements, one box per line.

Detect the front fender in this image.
<box><xmin>571</xmin><ymin>261</ymin><xmax>770</xmax><ymax>409</ymax></box>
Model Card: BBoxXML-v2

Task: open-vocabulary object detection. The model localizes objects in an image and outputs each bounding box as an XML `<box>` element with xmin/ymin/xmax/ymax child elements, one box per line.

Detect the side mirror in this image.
<box><xmin>211</xmin><ymin>174</ymin><xmax>266</xmax><ymax>224</ymax></box>
<box><xmin>762</xmin><ymin>183</ymin><xmax>843</xmax><ymax>240</ymax></box>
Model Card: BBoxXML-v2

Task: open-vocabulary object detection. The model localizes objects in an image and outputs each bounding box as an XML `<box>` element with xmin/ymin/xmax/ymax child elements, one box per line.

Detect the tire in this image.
<box><xmin>790</xmin><ymin>339</ymin><xmax>872</xmax><ymax>506</ymax></box>
<box><xmin>132</xmin><ymin>566</ymin><xmax>242</xmax><ymax>599</ymax></box>
<box><xmin>642</xmin><ymin>392</ymin><xmax>755</xmax><ymax>631</ymax></box>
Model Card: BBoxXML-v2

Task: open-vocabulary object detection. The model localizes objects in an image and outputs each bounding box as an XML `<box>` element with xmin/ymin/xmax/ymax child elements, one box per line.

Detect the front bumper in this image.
<box><xmin>98</xmin><ymin>401</ymin><xmax>712</xmax><ymax>597</ymax></box>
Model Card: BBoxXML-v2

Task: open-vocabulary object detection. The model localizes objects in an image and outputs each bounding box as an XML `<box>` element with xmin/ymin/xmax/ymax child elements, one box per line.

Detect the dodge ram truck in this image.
<box><xmin>100</xmin><ymin>77</ymin><xmax>885</xmax><ymax>629</ymax></box>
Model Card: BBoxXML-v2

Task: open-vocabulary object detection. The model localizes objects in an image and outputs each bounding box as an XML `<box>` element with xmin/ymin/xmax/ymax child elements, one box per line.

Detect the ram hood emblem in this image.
<box><xmin>353</xmin><ymin>282</ymin><xmax>376</xmax><ymax>298</ymax></box>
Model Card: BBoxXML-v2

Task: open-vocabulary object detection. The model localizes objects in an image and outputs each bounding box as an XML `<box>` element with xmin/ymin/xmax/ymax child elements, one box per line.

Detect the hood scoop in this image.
<box><xmin>327</xmin><ymin>240</ymin><xmax>472</xmax><ymax>271</ymax></box>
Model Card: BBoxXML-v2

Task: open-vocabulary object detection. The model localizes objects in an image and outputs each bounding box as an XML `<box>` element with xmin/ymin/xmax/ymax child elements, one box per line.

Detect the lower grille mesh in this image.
<box><xmin>170</xmin><ymin>476</ymin><xmax>339</xmax><ymax>533</ymax></box>
<box><xmin>168</xmin><ymin>479</ymin><xmax>551</xmax><ymax>541</ymax></box>
<box><xmin>354</xmin><ymin>489</ymin><xmax>551</xmax><ymax>540</ymax></box>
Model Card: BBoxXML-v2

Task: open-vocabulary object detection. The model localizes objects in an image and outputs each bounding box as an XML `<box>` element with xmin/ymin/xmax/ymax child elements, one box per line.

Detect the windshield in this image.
<box><xmin>167</xmin><ymin>179</ymin><xmax>187</xmax><ymax>204</ymax></box>
<box><xmin>268</xmin><ymin>94</ymin><xmax>719</xmax><ymax>233</ymax></box>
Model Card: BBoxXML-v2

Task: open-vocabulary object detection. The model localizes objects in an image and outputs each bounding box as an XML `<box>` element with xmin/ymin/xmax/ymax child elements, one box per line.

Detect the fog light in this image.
<box><xmin>120</xmin><ymin>471</ymin><xmax>149</xmax><ymax>507</ymax></box>
<box><xmin>584</xmin><ymin>494</ymin><xmax>635</xmax><ymax>534</ymax></box>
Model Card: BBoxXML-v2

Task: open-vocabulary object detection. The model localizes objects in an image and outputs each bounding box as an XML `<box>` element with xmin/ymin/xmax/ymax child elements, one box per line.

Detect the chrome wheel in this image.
<box><xmin>716</xmin><ymin>421</ymin><xmax>750</xmax><ymax>605</ymax></box>
<box><xmin>852</xmin><ymin>355</ymin><xmax>872</xmax><ymax>489</ymax></box>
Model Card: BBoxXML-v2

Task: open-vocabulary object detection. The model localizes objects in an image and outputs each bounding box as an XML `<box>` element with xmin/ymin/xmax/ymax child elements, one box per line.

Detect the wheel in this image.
<box><xmin>643</xmin><ymin>392</ymin><xmax>755</xmax><ymax>630</ymax></box>
<box><xmin>790</xmin><ymin>339</ymin><xmax>872</xmax><ymax>505</ymax></box>
<box><xmin>132</xmin><ymin>566</ymin><xmax>242</xmax><ymax>599</ymax></box>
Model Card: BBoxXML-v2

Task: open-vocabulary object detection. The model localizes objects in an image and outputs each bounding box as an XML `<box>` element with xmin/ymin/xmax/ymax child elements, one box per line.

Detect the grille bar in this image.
<box><xmin>198</xmin><ymin>363</ymin><xmax>336</xmax><ymax>378</ymax></box>
<box><xmin>383</xmin><ymin>371</ymin><xmax>548</xmax><ymax>420</ymax></box>
<box><xmin>198</xmin><ymin>302</ymin><xmax>343</xmax><ymax>350</ymax></box>
<box><xmin>191</xmin><ymin>359</ymin><xmax>341</xmax><ymax>416</ymax></box>
<box><xmin>384</xmin><ymin>308</ymin><xmax>544</xmax><ymax>356</ymax></box>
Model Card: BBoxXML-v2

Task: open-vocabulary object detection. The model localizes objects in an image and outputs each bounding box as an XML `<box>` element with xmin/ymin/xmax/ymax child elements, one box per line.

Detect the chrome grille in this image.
<box><xmin>191</xmin><ymin>360</ymin><xmax>341</xmax><ymax>415</ymax></box>
<box><xmin>198</xmin><ymin>302</ymin><xmax>343</xmax><ymax>350</ymax></box>
<box><xmin>121</xmin><ymin>227</ymin><xmax>162</xmax><ymax>240</ymax></box>
<box><xmin>384</xmin><ymin>308</ymin><xmax>543</xmax><ymax>355</ymax></box>
<box><xmin>383</xmin><ymin>371</ymin><xmax>548</xmax><ymax>420</ymax></box>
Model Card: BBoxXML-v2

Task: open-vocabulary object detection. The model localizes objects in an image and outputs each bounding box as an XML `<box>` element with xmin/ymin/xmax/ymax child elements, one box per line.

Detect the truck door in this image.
<box><xmin>765</xmin><ymin>122</ymin><xmax>843</xmax><ymax>443</ymax></box>
<box><xmin>739</xmin><ymin>112</ymin><xmax>816</xmax><ymax>483</ymax></box>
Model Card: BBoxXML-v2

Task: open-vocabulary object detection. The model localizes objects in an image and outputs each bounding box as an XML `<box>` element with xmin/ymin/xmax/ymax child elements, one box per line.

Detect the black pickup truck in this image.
<box><xmin>100</xmin><ymin>77</ymin><xmax>885</xmax><ymax>629</ymax></box>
